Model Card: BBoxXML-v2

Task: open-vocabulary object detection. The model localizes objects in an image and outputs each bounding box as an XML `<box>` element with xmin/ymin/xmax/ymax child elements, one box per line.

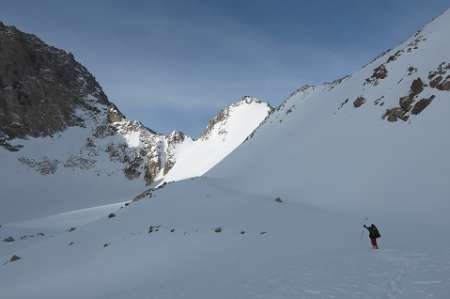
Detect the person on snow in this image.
<box><xmin>363</xmin><ymin>224</ymin><xmax>381</xmax><ymax>249</ymax></box>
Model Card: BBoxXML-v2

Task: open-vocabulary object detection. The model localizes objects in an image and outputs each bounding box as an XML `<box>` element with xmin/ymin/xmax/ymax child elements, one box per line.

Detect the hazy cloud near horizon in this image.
<box><xmin>1</xmin><ymin>0</ymin><xmax>449</xmax><ymax>136</ymax></box>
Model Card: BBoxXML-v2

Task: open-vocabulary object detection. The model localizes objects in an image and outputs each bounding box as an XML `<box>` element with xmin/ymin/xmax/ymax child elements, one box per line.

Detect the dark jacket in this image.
<box><xmin>364</xmin><ymin>225</ymin><xmax>381</xmax><ymax>239</ymax></box>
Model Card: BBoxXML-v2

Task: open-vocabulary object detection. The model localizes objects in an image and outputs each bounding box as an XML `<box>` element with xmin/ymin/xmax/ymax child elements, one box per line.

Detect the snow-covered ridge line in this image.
<box><xmin>244</xmin><ymin>8</ymin><xmax>450</xmax><ymax>146</ymax></box>
<box><xmin>156</xmin><ymin>97</ymin><xmax>273</xmax><ymax>184</ymax></box>
<box><xmin>207</xmin><ymin>7</ymin><xmax>450</xmax><ymax>216</ymax></box>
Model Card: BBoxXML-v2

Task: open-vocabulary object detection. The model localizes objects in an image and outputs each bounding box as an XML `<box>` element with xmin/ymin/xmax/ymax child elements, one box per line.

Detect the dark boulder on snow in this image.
<box><xmin>3</xmin><ymin>236</ymin><xmax>15</xmax><ymax>242</ymax></box>
<box><xmin>214</xmin><ymin>227</ymin><xmax>222</xmax><ymax>233</ymax></box>
<box><xmin>410</xmin><ymin>77</ymin><xmax>424</xmax><ymax>95</ymax></box>
<box><xmin>67</xmin><ymin>227</ymin><xmax>76</xmax><ymax>232</ymax></box>
<box><xmin>148</xmin><ymin>225</ymin><xmax>160</xmax><ymax>233</ymax></box>
<box><xmin>428</xmin><ymin>62</ymin><xmax>450</xmax><ymax>90</ymax></box>
<box><xmin>275</xmin><ymin>197</ymin><xmax>283</xmax><ymax>203</ymax></box>
<box><xmin>9</xmin><ymin>255</ymin><xmax>21</xmax><ymax>262</ymax></box>
<box><xmin>411</xmin><ymin>96</ymin><xmax>435</xmax><ymax>115</ymax></box>
<box><xmin>108</xmin><ymin>213</ymin><xmax>116</xmax><ymax>218</ymax></box>
<box><xmin>353</xmin><ymin>96</ymin><xmax>366</xmax><ymax>108</ymax></box>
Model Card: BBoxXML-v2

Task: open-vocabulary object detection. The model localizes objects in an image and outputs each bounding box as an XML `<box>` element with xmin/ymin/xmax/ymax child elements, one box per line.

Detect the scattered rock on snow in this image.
<box><xmin>374</xmin><ymin>96</ymin><xmax>385</xmax><ymax>106</ymax></box>
<box><xmin>67</xmin><ymin>227</ymin><xmax>76</xmax><ymax>232</ymax></box>
<box><xmin>9</xmin><ymin>255</ymin><xmax>21</xmax><ymax>262</ymax></box>
<box><xmin>214</xmin><ymin>227</ymin><xmax>222</xmax><ymax>233</ymax></box>
<box><xmin>382</xmin><ymin>77</ymin><xmax>431</xmax><ymax>122</ymax></box>
<box><xmin>148</xmin><ymin>225</ymin><xmax>160</xmax><ymax>234</ymax></box>
<box><xmin>3</xmin><ymin>236</ymin><xmax>15</xmax><ymax>242</ymax></box>
<box><xmin>407</xmin><ymin>66</ymin><xmax>418</xmax><ymax>75</ymax></box>
<box><xmin>337</xmin><ymin>99</ymin><xmax>349</xmax><ymax>110</ymax></box>
<box><xmin>133</xmin><ymin>189</ymin><xmax>152</xmax><ymax>202</ymax></box>
<box><xmin>428</xmin><ymin>62</ymin><xmax>450</xmax><ymax>90</ymax></box>
<box><xmin>365</xmin><ymin>64</ymin><xmax>388</xmax><ymax>86</ymax></box>
<box><xmin>275</xmin><ymin>197</ymin><xmax>283</xmax><ymax>203</ymax></box>
<box><xmin>411</xmin><ymin>96</ymin><xmax>435</xmax><ymax>115</ymax></box>
<box><xmin>108</xmin><ymin>213</ymin><xmax>116</xmax><ymax>218</ymax></box>
<box><xmin>410</xmin><ymin>77</ymin><xmax>424</xmax><ymax>96</ymax></box>
<box><xmin>399</xmin><ymin>95</ymin><xmax>415</xmax><ymax>111</ymax></box>
<box><xmin>383</xmin><ymin>107</ymin><xmax>409</xmax><ymax>122</ymax></box>
<box><xmin>353</xmin><ymin>96</ymin><xmax>366</xmax><ymax>108</ymax></box>
<box><xmin>17</xmin><ymin>157</ymin><xmax>60</xmax><ymax>175</ymax></box>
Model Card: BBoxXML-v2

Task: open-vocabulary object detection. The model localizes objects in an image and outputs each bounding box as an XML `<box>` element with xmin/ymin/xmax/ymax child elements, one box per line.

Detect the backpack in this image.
<box><xmin>372</xmin><ymin>226</ymin><xmax>381</xmax><ymax>238</ymax></box>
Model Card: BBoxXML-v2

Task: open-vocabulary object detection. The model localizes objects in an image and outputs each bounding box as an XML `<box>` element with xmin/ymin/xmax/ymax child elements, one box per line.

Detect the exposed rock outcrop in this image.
<box><xmin>0</xmin><ymin>21</ymin><xmax>108</xmax><ymax>140</ymax></box>
<box><xmin>353</xmin><ymin>96</ymin><xmax>366</xmax><ymax>108</ymax></box>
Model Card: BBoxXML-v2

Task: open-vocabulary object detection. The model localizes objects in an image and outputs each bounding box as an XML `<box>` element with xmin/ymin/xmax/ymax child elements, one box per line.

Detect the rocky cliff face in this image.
<box><xmin>0</xmin><ymin>21</ymin><xmax>171</xmax><ymax>185</ymax></box>
<box><xmin>0</xmin><ymin>21</ymin><xmax>109</xmax><ymax>140</ymax></box>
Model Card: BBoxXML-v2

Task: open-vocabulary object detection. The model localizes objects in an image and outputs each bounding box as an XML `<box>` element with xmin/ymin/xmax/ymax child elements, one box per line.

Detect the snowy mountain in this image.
<box><xmin>160</xmin><ymin>96</ymin><xmax>273</xmax><ymax>184</ymax></box>
<box><xmin>1</xmin><ymin>9</ymin><xmax>450</xmax><ymax>299</ymax></box>
<box><xmin>0</xmin><ymin>22</ymin><xmax>271</xmax><ymax>222</ymax></box>
<box><xmin>207</xmin><ymin>10</ymin><xmax>450</xmax><ymax>220</ymax></box>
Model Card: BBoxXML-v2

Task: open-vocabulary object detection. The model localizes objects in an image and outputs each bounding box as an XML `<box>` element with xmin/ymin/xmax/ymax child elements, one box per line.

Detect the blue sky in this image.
<box><xmin>2</xmin><ymin>0</ymin><xmax>449</xmax><ymax>136</ymax></box>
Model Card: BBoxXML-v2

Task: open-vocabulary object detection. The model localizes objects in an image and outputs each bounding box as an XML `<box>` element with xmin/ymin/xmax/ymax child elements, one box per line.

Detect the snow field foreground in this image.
<box><xmin>1</xmin><ymin>177</ymin><xmax>450</xmax><ymax>299</ymax></box>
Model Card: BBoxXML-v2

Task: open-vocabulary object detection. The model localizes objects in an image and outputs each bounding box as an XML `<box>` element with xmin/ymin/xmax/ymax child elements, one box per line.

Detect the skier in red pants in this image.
<box><xmin>364</xmin><ymin>224</ymin><xmax>381</xmax><ymax>249</ymax></box>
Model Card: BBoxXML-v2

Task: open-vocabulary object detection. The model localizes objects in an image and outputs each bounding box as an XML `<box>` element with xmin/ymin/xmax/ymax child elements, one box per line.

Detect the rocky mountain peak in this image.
<box><xmin>0</xmin><ymin>21</ymin><xmax>110</xmax><ymax>143</ymax></box>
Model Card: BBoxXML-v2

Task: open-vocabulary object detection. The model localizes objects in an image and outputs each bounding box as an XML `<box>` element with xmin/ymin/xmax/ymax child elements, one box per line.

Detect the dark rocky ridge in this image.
<box><xmin>0</xmin><ymin>21</ymin><xmax>113</xmax><ymax>140</ymax></box>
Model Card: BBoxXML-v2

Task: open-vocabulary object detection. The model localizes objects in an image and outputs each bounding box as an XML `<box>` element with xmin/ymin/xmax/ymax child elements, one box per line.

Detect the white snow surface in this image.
<box><xmin>0</xmin><ymin>123</ymin><xmax>146</xmax><ymax>223</ymax></box>
<box><xmin>1</xmin><ymin>178</ymin><xmax>449</xmax><ymax>299</ymax></box>
<box><xmin>161</xmin><ymin>98</ymin><xmax>272</xmax><ymax>183</ymax></box>
<box><xmin>1</xmin><ymin>9</ymin><xmax>450</xmax><ymax>299</ymax></box>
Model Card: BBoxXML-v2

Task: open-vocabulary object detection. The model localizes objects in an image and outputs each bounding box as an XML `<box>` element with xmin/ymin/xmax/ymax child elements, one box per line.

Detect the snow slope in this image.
<box><xmin>208</xmin><ymin>9</ymin><xmax>450</xmax><ymax>221</ymax></box>
<box><xmin>161</xmin><ymin>97</ymin><xmax>272</xmax><ymax>183</ymax></box>
<box><xmin>1</xmin><ymin>177</ymin><xmax>449</xmax><ymax>299</ymax></box>
<box><xmin>0</xmin><ymin>103</ymin><xmax>155</xmax><ymax>223</ymax></box>
<box><xmin>1</xmin><ymin>8</ymin><xmax>450</xmax><ymax>299</ymax></box>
